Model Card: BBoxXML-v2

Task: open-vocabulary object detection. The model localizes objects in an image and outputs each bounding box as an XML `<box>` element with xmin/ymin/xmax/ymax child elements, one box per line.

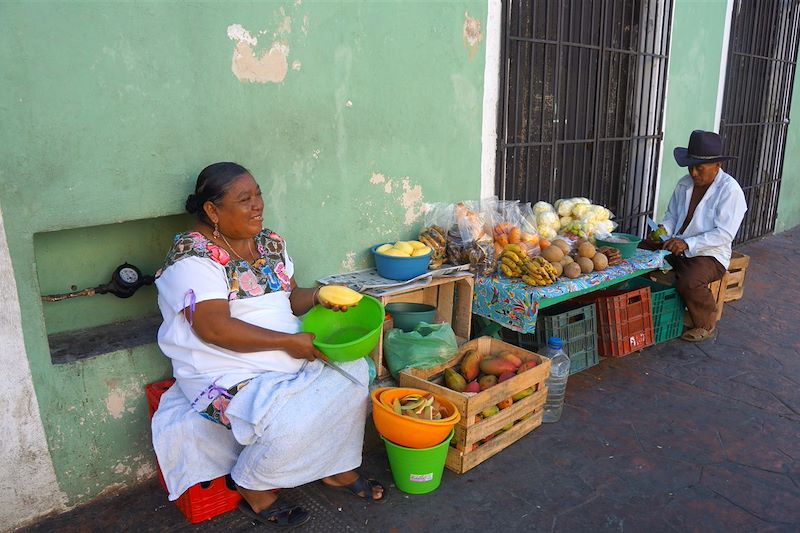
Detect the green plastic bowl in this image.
<box><xmin>595</xmin><ymin>232</ymin><xmax>642</xmax><ymax>259</ymax></box>
<box><xmin>385</xmin><ymin>302</ymin><xmax>437</xmax><ymax>332</ymax></box>
<box><xmin>300</xmin><ymin>295</ymin><xmax>385</xmax><ymax>362</ymax></box>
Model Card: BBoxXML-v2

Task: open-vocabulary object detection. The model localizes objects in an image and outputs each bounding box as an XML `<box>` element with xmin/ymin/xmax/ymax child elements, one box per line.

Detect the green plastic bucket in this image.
<box><xmin>382</xmin><ymin>429</ymin><xmax>453</xmax><ymax>494</ymax></box>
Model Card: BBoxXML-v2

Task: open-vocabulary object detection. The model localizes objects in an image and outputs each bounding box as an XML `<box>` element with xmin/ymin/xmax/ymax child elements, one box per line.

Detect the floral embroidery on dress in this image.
<box><xmin>159</xmin><ymin>229</ymin><xmax>292</xmax><ymax>300</ymax></box>
<box><xmin>206</xmin><ymin>243</ymin><xmax>231</xmax><ymax>266</ymax></box>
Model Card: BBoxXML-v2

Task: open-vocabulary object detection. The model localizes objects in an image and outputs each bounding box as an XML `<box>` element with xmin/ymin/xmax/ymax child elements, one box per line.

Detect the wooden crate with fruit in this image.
<box><xmin>399</xmin><ymin>336</ymin><xmax>551</xmax><ymax>474</ymax></box>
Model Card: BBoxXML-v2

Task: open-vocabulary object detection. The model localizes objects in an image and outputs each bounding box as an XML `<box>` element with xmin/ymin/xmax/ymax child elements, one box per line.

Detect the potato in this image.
<box><xmin>564</xmin><ymin>262</ymin><xmax>582</xmax><ymax>279</ymax></box>
<box><xmin>577</xmin><ymin>257</ymin><xmax>594</xmax><ymax>273</ymax></box>
<box><xmin>592</xmin><ymin>252</ymin><xmax>609</xmax><ymax>271</ymax></box>
<box><xmin>578</xmin><ymin>241</ymin><xmax>596</xmax><ymax>258</ymax></box>
<box><xmin>541</xmin><ymin>246</ymin><xmax>564</xmax><ymax>263</ymax></box>
<box><xmin>552</xmin><ymin>239</ymin><xmax>571</xmax><ymax>255</ymax></box>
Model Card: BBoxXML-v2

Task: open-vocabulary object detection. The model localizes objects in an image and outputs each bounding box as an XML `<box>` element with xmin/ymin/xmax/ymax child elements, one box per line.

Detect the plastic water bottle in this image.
<box><xmin>543</xmin><ymin>336</ymin><xmax>570</xmax><ymax>423</ymax></box>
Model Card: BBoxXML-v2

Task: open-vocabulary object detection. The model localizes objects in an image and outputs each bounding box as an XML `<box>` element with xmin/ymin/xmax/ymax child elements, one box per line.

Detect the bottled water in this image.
<box><xmin>542</xmin><ymin>336</ymin><xmax>570</xmax><ymax>423</ymax></box>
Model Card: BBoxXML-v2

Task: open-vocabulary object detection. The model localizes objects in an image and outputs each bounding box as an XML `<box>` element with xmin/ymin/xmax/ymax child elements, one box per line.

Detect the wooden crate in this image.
<box><xmin>399</xmin><ymin>336</ymin><xmax>551</xmax><ymax>474</ymax></box>
<box><xmin>723</xmin><ymin>251</ymin><xmax>749</xmax><ymax>302</ymax></box>
<box><xmin>371</xmin><ymin>274</ymin><xmax>474</xmax><ymax>379</ymax></box>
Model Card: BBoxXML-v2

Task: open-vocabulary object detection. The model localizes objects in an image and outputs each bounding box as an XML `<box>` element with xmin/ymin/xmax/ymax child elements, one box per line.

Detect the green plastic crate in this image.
<box><xmin>501</xmin><ymin>301</ymin><xmax>599</xmax><ymax>375</ymax></box>
<box><xmin>616</xmin><ymin>277</ymin><xmax>684</xmax><ymax>344</ymax></box>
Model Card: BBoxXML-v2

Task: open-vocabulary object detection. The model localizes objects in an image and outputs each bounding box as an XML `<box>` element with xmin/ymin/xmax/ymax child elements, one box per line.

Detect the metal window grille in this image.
<box><xmin>720</xmin><ymin>0</ymin><xmax>800</xmax><ymax>244</ymax></box>
<box><xmin>496</xmin><ymin>0</ymin><xmax>673</xmax><ymax>237</ymax></box>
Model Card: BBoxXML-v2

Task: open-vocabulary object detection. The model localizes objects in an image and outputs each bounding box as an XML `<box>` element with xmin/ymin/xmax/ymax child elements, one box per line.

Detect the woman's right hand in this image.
<box><xmin>286</xmin><ymin>332</ymin><xmax>327</xmax><ymax>361</ymax></box>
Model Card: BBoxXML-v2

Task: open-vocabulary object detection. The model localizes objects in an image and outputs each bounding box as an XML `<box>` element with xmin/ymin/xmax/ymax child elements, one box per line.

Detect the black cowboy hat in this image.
<box><xmin>673</xmin><ymin>130</ymin><xmax>737</xmax><ymax>167</ymax></box>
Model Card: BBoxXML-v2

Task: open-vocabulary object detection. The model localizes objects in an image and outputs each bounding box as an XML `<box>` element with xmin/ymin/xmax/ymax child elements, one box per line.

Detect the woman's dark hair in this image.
<box><xmin>185</xmin><ymin>162</ymin><xmax>250</xmax><ymax>223</ymax></box>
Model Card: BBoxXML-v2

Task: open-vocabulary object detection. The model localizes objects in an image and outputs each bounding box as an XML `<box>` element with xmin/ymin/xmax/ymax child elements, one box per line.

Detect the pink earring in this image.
<box><xmin>213</xmin><ymin>223</ymin><xmax>220</xmax><ymax>239</ymax></box>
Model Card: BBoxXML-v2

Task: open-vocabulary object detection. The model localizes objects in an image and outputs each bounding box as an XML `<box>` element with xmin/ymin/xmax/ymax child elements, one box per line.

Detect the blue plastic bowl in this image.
<box><xmin>371</xmin><ymin>244</ymin><xmax>432</xmax><ymax>281</ymax></box>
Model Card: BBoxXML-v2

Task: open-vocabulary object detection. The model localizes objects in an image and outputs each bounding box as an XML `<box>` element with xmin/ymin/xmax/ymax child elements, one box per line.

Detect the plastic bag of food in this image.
<box><xmin>384</xmin><ymin>322</ymin><xmax>459</xmax><ymax>379</ymax></box>
<box><xmin>418</xmin><ymin>203</ymin><xmax>452</xmax><ymax>269</ymax></box>
<box><xmin>447</xmin><ymin>201</ymin><xmax>496</xmax><ymax>275</ymax></box>
<box><xmin>516</xmin><ymin>203</ymin><xmax>541</xmax><ymax>257</ymax></box>
<box><xmin>492</xmin><ymin>199</ymin><xmax>522</xmax><ymax>255</ymax></box>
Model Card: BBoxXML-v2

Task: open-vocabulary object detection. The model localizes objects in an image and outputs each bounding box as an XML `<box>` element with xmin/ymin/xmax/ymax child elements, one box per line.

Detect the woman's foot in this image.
<box><xmin>237</xmin><ymin>486</ymin><xmax>310</xmax><ymax>528</ymax></box>
<box><xmin>322</xmin><ymin>471</ymin><xmax>386</xmax><ymax>502</ymax></box>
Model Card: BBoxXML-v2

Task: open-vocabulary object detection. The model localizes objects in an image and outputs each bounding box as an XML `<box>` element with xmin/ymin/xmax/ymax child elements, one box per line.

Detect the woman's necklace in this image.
<box><xmin>218</xmin><ymin>232</ymin><xmax>256</xmax><ymax>264</ymax></box>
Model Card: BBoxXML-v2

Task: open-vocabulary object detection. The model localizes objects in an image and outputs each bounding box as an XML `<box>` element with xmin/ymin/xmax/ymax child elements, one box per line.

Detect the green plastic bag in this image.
<box><xmin>384</xmin><ymin>322</ymin><xmax>458</xmax><ymax>379</ymax></box>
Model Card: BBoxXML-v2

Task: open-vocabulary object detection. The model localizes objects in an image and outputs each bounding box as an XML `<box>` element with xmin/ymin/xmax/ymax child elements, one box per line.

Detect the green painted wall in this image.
<box><xmin>775</xmin><ymin>64</ymin><xmax>800</xmax><ymax>233</ymax></box>
<box><xmin>0</xmin><ymin>1</ymin><xmax>486</xmax><ymax>504</ymax></box>
<box><xmin>659</xmin><ymin>0</ymin><xmax>800</xmax><ymax>235</ymax></box>
<box><xmin>656</xmin><ymin>0</ymin><xmax>729</xmax><ymax>219</ymax></box>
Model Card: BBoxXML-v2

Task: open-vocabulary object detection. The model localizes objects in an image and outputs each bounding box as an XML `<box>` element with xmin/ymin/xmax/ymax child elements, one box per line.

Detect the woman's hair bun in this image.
<box><xmin>185</xmin><ymin>193</ymin><xmax>199</xmax><ymax>214</ymax></box>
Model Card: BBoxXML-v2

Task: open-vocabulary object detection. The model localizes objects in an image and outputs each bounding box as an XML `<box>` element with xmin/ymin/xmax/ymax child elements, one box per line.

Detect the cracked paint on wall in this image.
<box><xmin>370</xmin><ymin>172</ymin><xmax>425</xmax><ymax>226</ymax></box>
<box><xmin>228</xmin><ymin>25</ymin><xmax>289</xmax><ymax>84</ymax></box>
<box><xmin>104</xmin><ymin>379</ymin><xmax>140</xmax><ymax>419</ymax></box>
<box><xmin>340</xmin><ymin>251</ymin><xmax>356</xmax><ymax>272</ymax></box>
<box><xmin>463</xmin><ymin>11</ymin><xmax>483</xmax><ymax>60</ymax></box>
<box><xmin>227</xmin><ymin>4</ymin><xmax>305</xmax><ymax>85</ymax></box>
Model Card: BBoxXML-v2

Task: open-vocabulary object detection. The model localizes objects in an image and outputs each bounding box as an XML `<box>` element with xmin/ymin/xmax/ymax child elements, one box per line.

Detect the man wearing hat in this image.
<box><xmin>657</xmin><ymin>130</ymin><xmax>747</xmax><ymax>342</ymax></box>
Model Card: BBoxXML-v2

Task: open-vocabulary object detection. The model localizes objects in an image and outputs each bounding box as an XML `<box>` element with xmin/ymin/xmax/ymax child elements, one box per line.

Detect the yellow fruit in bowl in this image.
<box><xmin>411</xmin><ymin>246</ymin><xmax>432</xmax><ymax>257</ymax></box>
<box><xmin>318</xmin><ymin>285</ymin><xmax>363</xmax><ymax>307</ymax></box>
<box><xmin>408</xmin><ymin>240</ymin><xmax>426</xmax><ymax>250</ymax></box>
<box><xmin>394</xmin><ymin>241</ymin><xmax>414</xmax><ymax>255</ymax></box>
<box><xmin>382</xmin><ymin>248</ymin><xmax>409</xmax><ymax>257</ymax></box>
<box><xmin>376</xmin><ymin>243</ymin><xmax>393</xmax><ymax>254</ymax></box>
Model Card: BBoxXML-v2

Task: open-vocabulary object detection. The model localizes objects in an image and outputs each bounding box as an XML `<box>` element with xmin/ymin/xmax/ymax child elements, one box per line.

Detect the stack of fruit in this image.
<box><xmin>521</xmin><ymin>257</ymin><xmax>559</xmax><ymax>286</ymax></box>
<box><xmin>443</xmin><ymin>349</ymin><xmax>539</xmax><ymax>401</ymax></box>
<box><xmin>497</xmin><ymin>244</ymin><xmax>527</xmax><ymax>278</ymax></box>
<box><xmin>493</xmin><ymin>223</ymin><xmax>539</xmax><ymax>257</ymax></box>
<box><xmin>418</xmin><ymin>225</ymin><xmax>447</xmax><ymax>268</ymax></box>
<box><xmin>441</xmin><ymin>348</ymin><xmax>540</xmax><ymax>445</ymax></box>
<box><xmin>375</xmin><ymin>240</ymin><xmax>432</xmax><ymax>258</ymax></box>
<box><xmin>539</xmin><ymin>238</ymin><xmax>609</xmax><ymax>279</ymax></box>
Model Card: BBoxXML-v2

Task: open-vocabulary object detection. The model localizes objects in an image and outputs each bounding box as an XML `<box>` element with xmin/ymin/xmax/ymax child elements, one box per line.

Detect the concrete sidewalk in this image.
<box><xmin>20</xmin><ymin>228</ymin><xmax>800</xmax><ymax>532</ymax></box>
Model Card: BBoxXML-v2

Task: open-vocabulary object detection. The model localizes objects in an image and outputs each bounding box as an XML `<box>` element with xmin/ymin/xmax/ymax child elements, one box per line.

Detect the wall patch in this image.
<box><xmin>227</xmin><ymin>23</ymin><xmax>290</xmax><ymax>84</ymax></box>
<box><xmin>463</xmin><ymin>11</ymin><xmax>483</xmax><ymax>60</ymax></box>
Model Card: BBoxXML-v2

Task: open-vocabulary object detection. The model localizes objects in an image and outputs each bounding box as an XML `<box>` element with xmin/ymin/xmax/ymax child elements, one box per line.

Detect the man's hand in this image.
<box><xmin>663</xmin><ymin>238</ymin><xmax>688</xmax><ymax>255</ymax></box>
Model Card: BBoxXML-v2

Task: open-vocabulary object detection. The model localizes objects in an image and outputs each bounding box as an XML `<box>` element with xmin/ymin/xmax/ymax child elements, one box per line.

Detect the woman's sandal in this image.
<box><xmin>238</xmin><ymin>496</ymin><xmax>311</xmax><ymax>529</ymax></box>
<box><xmin>681</xmin><ymin>327</ymin><xmax>715</xmax><ymax>342</ymax></box>
<box><xmin>322</xmin><ymin>475</ymin><xmax>387</xmax><ymax>504</ymax></box>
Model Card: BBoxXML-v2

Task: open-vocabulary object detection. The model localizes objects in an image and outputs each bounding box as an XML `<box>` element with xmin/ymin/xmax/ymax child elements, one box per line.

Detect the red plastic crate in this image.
<box><xmin>575</xmin><ymin>286</ymin><xmax>655</xmax><ymax>357</ymax></box>
<box><xmin>145</xmin><ymin>378</ymin><xmax>242</xmax><ymax>524</ymax></box>
<box><xmin>145</xmin><ymin>378</ymin><xmax>175</xmax><ymax>419</ymax></box>
<box><xmin>175</xmin><ymin>475</ymin><xmax>242</xmax><ymax>524</ymax></box>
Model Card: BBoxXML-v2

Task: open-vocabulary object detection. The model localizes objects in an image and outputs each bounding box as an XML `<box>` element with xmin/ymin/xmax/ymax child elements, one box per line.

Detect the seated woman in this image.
<box><xmin>151</xmin><ymin>162</ymin><xmax>385</xmax><ymax>528</ymax></box>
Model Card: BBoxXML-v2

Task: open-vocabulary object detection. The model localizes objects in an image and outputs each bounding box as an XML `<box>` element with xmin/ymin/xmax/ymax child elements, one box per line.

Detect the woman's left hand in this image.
<box><xmin>317</xmin><ymin>285</ymin><xmax>357</xmax><ymax>313</ymax></box>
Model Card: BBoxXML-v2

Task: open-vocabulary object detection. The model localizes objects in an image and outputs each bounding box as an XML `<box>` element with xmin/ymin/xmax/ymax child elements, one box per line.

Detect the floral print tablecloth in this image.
<box><xmin>472</xmin><ymin>249</ymin><xmax>670</xmax><ymax>334</ymax></box>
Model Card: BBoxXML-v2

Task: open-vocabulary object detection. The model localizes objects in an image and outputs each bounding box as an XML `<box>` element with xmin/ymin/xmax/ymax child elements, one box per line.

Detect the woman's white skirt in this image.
<box><xmin>152</xmin><ymin>358</ymin><xmax>369</xmax><ymax>500</ymax></box>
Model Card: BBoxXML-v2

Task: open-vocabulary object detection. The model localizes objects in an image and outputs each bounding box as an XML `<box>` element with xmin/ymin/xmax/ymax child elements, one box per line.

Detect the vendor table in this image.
<box><xmin>472</xmin><ymin>249</ymin><xmax>669</xmax><ymax>334</ymax></box>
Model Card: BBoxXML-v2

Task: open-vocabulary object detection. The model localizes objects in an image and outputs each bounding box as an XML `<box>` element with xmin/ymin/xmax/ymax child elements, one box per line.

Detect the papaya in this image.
<box><xmin>511</xmin><ymin>387</ymin><xmax>534</xmax><ymax>401</ymax></box>
<box><xmin>498</xmin><ymin>371</ymin><xmax>516</xmax><ymax>383</ymax></box>
<box><xmin>481</xmin><ymin>405</ymin><xmax>500</xmax><ymax>418</ymax></box>
<box><xmin>517</xmin><ymin>360</ymin><xmax>539</xmax><ymax>373</ymax></box>
<box><xmin>460</xmin><ymin>349</ymin><xmax>483</xmax><ymax>381</ymax></box>
<box><xmin>478</xmin><ymin>374</ymin><xmax>498</xmax><ymax>390</ymax></box>
<box><xmin>464</xmin><ymin>380</ymin><xmax>481</xmax><ymax>393</ymax></box>
<box><xmin>497</xmin><ymin>351</ymin><xmax>522</xmax><ymax>369</ymax></box>
<box><xmin>479</xmin><ymin>358</ymin><xmax>519</xmax><ymax>376</ymax></box>
<box><xmin>444</xmin><ymin>368</ymin><xmax>467</xmax><ymax>392</ymax></box>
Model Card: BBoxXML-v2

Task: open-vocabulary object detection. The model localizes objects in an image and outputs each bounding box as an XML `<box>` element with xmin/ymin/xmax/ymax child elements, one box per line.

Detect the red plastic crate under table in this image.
<box><xmin>145</xmin><ymin>378</ymin><xmax>242</xmax><ymax>524</ymax></box>
<box><xmin>575</xmin><ymin>286</ymin><xmax>655</xmax><ymax>357</ymax></box>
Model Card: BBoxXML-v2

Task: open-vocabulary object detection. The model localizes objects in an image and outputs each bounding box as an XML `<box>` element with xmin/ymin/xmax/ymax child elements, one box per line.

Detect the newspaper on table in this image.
<box><xmin>318</xmin><ymin>264</ymin><xmax>472</xmax><ymax>298</ymax></box>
